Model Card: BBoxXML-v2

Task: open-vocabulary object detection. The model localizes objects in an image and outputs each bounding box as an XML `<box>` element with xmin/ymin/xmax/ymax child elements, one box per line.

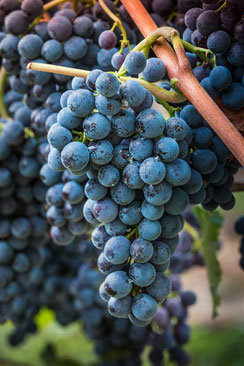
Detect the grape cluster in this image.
<box><xmin>234</xmin><ymin>216</ymin><xmax>244</xmax><ymax>271</ymax></box>
<box><xmin>183</xmin><ymin>0</ymin><xmax>244</xmax><ymax>110</ymax></box>
<box><xmin>178</xmin><ymin>103</ymin><xmax>239</xmax><ymax>211</ymax></box>
<box><xmin>0</xmin><ymin>119</ymin><xmax>48</xmax><ymax>328</ymax></box>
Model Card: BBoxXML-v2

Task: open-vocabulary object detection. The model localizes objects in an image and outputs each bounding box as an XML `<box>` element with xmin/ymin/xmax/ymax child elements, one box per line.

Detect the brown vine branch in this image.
<box><xmin>232</xmin><ymin>168</ymin><xmax>244</xmax><ymax>192</ymax></box>
<box><xmin>120</xmin><ymin>0</ymin><xmax>244</xmax><ymax>167</ymax></box>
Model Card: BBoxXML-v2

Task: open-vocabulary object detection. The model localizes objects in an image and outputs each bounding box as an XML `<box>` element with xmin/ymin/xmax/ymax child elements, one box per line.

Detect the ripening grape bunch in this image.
<box><xmin>0</xmin><ymin>0</ymin><xmax>243</xmax><ymax>365</ymax></box>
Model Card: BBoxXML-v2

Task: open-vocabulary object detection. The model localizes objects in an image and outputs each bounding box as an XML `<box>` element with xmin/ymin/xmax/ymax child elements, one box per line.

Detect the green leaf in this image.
<box><xmin>193</xmin><ymin>206</ymin><xmax>223</xmax><ymax>319</ymax></box>
<box><xmin>35</xmin><ymin>308</ymin><xmax>55</xmax><ymax>329</ymax></box>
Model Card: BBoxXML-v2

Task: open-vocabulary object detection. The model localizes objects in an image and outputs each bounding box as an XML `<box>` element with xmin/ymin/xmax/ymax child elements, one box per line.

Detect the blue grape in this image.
<box><xmin>111</xmin><ymin>52</ymin><xmax>126</xmax><ymax>70</ymax></box>
<box><xmin>150</xmin><ymin>241</ymin><xmax>171</xmax><ymax>265</ymax></box>
<box><xmin>57</xmin><ymin>107</ymin><xmax>81</xmax><ymax>130</ymax></box>
<box><xmin>104</xmin><ymin>235</ymin><xmax>130</xmax><ymax>265</ymax></box>
<box><xmin>182</xmin><ymin>169</ymin><xmax>203</xmax><ymax>194</ymax></box>
<box><xmin>165</xmin><ymin>117</ymin><xmax>187</xmax><ymax>141</ymax></box>
<box><xmin>129</xmin><ymin>262</ymin><xmax>156</xmax><ymax>287</ymax></box>
<box><xmin>46</xmin><ymin>206</ymin><xmax>67</xmax><ymax>227</ymax></box>
<box><xmin>0</xmin><ymin>35</ymin><xmax>19</xmax><ymax>61</ymax></box>
<box><xmin>143</xmin><ymin>181</ymin><xmax>172</xmax><ymax>206</ymax></box>
<box><xmin>119</xmin><ymin>201</ymin><xmax>142</xmax><ymax>225</ymax></box>
<box><xmin>122</xmin><ymin>162</ymin><xmax>144</xmax><ymax>189</ymax></box>
<box><xmin>227</xmin><ymin>42</ymin><xmax>244</xmax><ymax>67</ymax></box>
<box><xmin>108</xmin><ymin>295</ymin><xmax>132</xmax><ymax>318</ymax></box>
<box><xmin>46</xmin><ymin>183</ymin><xmax>64</xmax><ymax>207</ymax></box>
<box><xmin>50</xmin><ymin>226</ymin><xmax>74</xmax><ymax>246</ymax></box>
<box><xmin>18</xmin><ymin>34</ymin><xmax>43</xmax><ymax>59</ymax></box>
<box><xmin>98</xmin><ymin>164</ymin><xmax>120</xmax><ymax>188</ymax></box>
<box><xmin>222</xmin><ymin>83</ymin><xmax>244</xmax><ymax>110</ymax></box>
<box><xmin>47</xmin><ymin>124</ymin><xmax>72</xmax><ymax>150</ymax></box>
<box><xmin>165</xmin><ymin>159</ymin><xmax>191</xmax><ymax>186</ymax></box>
<box><xmin>105</xmin><ymin>218</ymin><xmax>127</xmax><ymax>236</ymax></box>
<box><xmin>124</xmin><ymin>51</ymin><xmax>146</xmax><ymax>75</ymax></box>
<box><xmin>95</xmin><ymin>94</ymin><xmax>122</xmax><ymax>117</ymax></box>
<box><xmin>40</xmin><ymin>163</ymin><xmax>61</xmax><ymax>186</ymax></box>
<box><xmin>93</xmin><ymin>198</ymin><xmax>118</xmax><ymax>224</ymax></box>
<box><xmin>0</xmin><ymin>241</ymin><xmax>14</xmax><ymax>264</ymax></box>
<box><xmin>133</xmin><ymin>89</ymin><xmax>153</xmax><ymax>114</ymax></box>
<box><xmin>136</xmin><ymin>108</ymin><xmax>165</xmax><ymax>138</ymax></box>
<box><xmin>97</xmin><ymin>47</ymin><xmax>117</xmax><ymax>68</ymax></box>
<box><xmin>204</xmin><ymin>164</ymin><xmax>224</xmax><ymax>184</ymax></box>
<box><xmin>130</xmin><ymin>238</ymin><xmax>153</xmax><ymax>263</ymax></box>
<box><xmin>180</xmin><ymin>104</ymin><xmax>203</xmax><ymax>128</ymax></box>
<box><xmin>99</xmin><ymin>282</ymin><xmax>110</xmax><ymax>302</ymax></box>
<box><xmin>189</xmin><ymin>187</ymin><xmax>206</xmax><ymax>204</ymax></box>
<box><xmin>41</xmin><ymin>39</ymin><xmax>63</xmax><ymax>62</ymax></box>
<box><xmin>88</xmin><ymin>140</ymin><xmax>114</xmax><ymax>165</ymax></box>
<box><xmin>104</xmin><ymin>271</ymin><xmax>132</xmax><ymax>298</ymax></box>
<box><xmin>210</xmin><ymin>66</ymin><xmax>233</xmax><ymax>91</ymax></box>
<box><xmin>83</xmin><ymin>199</ymin><xmax>99</xmax><ymax>225</ymax></box>
<box><xmin>120</xmin><ymin>80</ymin><xmax>146</xmax><ymax>107</ymax></box>
<box><xmin>111</xmin><ymin>109</ymin><xmax>135</xmax><ymax>137</ymax></box>
<box><xmin>110</xmin><ymin>182</ymin><xmax>136</xmax><ymax>206</ymax></box>
<box><xmin>1</xmin><ymin>120</ymin><xmax>24</xmax><ymax>146</ymax></box>
<box><xmin>62</xmin><ymin>181</ymin><xmax>84</xmax><ymax>204</ymax></box>
<box><xmin>128</xmin><ymin>313</ymin><xmax>151</xmax><ymax>327</ymax></box>
<box><xmin>91</xmin><ymin>226</ymin><xmax>111</xmax><ymax>250</ymax></box>
<box><xmin>165</xmin><ymin>188</ymin><xmax>189</xmax><ymax>215</ymax></box>
<box><xmin>85</xmin><ymin>178</ymin><xmax>107</xmax><ymax>201</ymax></box>
<box><xmin>61</xmin><ymin>141</ymin><xmax>89</xmax><ymax>171</ymax></box>
<box><xmin>191</xmin><ymin>149</ymin><xmax>217</xmax><ymax>174</ymax></box>
<box><xmin>200</xmin><ymin>77</ymin><xmax>220</xmax><ymax>99</ymax></box>
<box><xmin>146</xmin><ymin>272</ymin><xmax>172</xmax><ymax>303</ymax></box>
<box><xmin>138</xmin><ymin>219</ymin><xmax>162</xmax><ymax>241</ymax></box>
<box><xmin>95</xmin><ymin>73</ymin><xmax>120</xmax><ymax>97</ymax></box>
<box><xmin>64</xmin><ymin>36</ymin><xmax>87</xmax><ymax>60</ymax></box>
<box><xmin>48</xmin><ymin>148</ymin><xmax>65</xmax><ymax>172</ymax></box>
<box><xmin>129</xmin><ymin>136</ymin><xmax>153</xmax><ymax>162</ymax></box>
<box><xmin>192</xmin><ymin>126</ymin><xmax>213</xmax><ymax>148</ymax></box>
<box><xmin>139</xmin><ymin>157</ymin><xmax>166</xmax><ymax>185</ymax></box>
<box><xmin>210</xmin><ymin>136</ymin><xmax>230</xmax><ymax>161</ymax></box>
<box><xmin>155</xmin><ymin>137</ymin><xmax>179</xmax><ymax>163</ymax></box>
<box><xmin>71</xmin><ymin>77</ymin><xmax>86</xmax><ymax>90</ymax></box>
<box><xmin>86</xmin><ymin>69</ymin><xmax>103</xmax><ymax>91</ymax></box>
<box><xmin>142</xmin><ymin>57</ymin><xmax>166</xmax><ymax>82</ymax></box>
<box><xmin>207</xmin><ymin>30</ymin><xmax>231</xmax><ymax>54</ymax></box>
<box><xmin>186</xmin><ymin>52</ymin><xmax>198</xmax><ymax>68</ymax></box>
<box><xmin>67</xmin><ymin>89</ymin><xmax>95</xmax><ymax>117</ymax></box>
<box><xmin>83</xmin><ymin>113</ymin><xmax>111</xmax><ymax>140</ymax></box>
<box><xmin>10</xmin><ymin>218</ymin><xmax>31</xmax><ymax>239</ymax></box>
<box><xmin>131</xmin><ymin>293</ymin><xmax>157</xmax><ymax>321</ymax></box>
<box><xmin>64</xmin><ymin>202</ymin><xmax>84</xmax><ymax>222</ymax></box>
<box><xmin>13</xmin><ymin>253</ymin><xmax>30</xmax><ymax>272</ymax></box>
<box><xmin>160</xmin><ymin>214</ymin><xmax>183</xmax><ymax>239</ymax></box>
<box><xmin>112</xmin><ymin>143</ymin><xmax>130</xmax><ymax>169</ymax></box>
<box><xmin>141</xmin><ymin>200</ymin><xmax>164</xmax><ymax>221</ymax></box>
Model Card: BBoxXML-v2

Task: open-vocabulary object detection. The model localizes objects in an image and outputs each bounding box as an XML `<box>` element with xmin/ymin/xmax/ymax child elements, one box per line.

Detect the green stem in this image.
<box><xmin>0</xmin><ymin>67</ymin><xmax>9</xmax><ymax>119</ymax></box>
<box><xmin>156</xmin><ymin>97</ymin><xmax>174</xmax><ymax>118</ymax></box>
<box><xmin>182</xmin><ymin>40</ymin><xmax>216</xmax><ymax>67</ymax></box>
<box><xmin>120</xmin><ymin>75</ymin><xmax>186</xmax><ymax>103</ymax></box>
<box><xmin>118</xmin><ymin>26</ymin><xmax>177</xmax><ymax>74</ymax></box>
<box><xmin>216</xmin><ymin>0</ymin><xmax>227</xmax><ymax>12</ymax></box>
<box><xmin>126</xmin><ymin>226</ymin><xmax>138</xmax><ymax>239</ymax></box>
<box><xmin>72</xmin><ymin>0</ymin><xmax>80</xmax><ymax>11</ymax></box>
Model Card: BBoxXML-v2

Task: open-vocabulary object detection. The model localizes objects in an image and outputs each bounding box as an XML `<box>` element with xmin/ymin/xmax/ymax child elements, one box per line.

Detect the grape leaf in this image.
<box><xmin>193</xmin><ymin>206</ymin><xmax>223</xmax><ymax>319</ymax></box>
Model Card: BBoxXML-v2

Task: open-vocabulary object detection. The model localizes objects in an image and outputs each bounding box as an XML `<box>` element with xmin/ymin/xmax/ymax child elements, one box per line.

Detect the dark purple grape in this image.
<box><xmin>196</xmin><ymin>10</ymin><xmax>220</xmax><ymax>37</ymax></box>
<box><xmin>5</xmin><ymin>10</ymin><xmax>29</xmax><ymax>36</ymax></box>
<box><xmin>21</xmin><ymin>0</ymin><xmax>43</xmax><ymax>20</ymax></box>
<box><xmin>47</xmin><ymin>15</ymin><xmax>72</xmax><ymax>42</ymax></box>
<box><xmin>0</xmin><ymin>0</ymin><xmax>20</xmax><ymax>13</ymax></box>
<box><xmin>98</xmin><ymin>30</ymin><xmax>117</xmax><ymax>50</ymax></box>
<box><xmin>152</xmin><ymin>0</ymin><xmax>175</xmax><ymax>16</ymax></box>
<box><xmin>184</xmin><ymin>8</ymin><xmax>203</xmax><ymax>31</ymax></box>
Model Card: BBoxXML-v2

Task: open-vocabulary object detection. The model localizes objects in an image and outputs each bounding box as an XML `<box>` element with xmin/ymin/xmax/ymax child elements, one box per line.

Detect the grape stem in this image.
<box><xmin>120</xmin><ymin>0</ymin><xmax>244</xmax><ymax>166</ymax></box>
<box><xmin>98</xmin><ymin>0</ymin><xmax>131</xmax><ymax>53</ymax></box>
<box><xmin>0</xmin><ymin>67</ymin><xmax>9</xmax><ymax>119</ymax></box>
<box><xmin>71</xmin><ymin>0</ymin><xmax>80</xmax><ymax>11</ymax></box>
<box><xmin>181</xmin><ymin>39</ymin><xmax>216</xmax><ymax>67</ymax></box>
<box><xmin>27</xmin><ymin>62</ymin><xmax>186</xmax><ymax>103</ymax></box>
